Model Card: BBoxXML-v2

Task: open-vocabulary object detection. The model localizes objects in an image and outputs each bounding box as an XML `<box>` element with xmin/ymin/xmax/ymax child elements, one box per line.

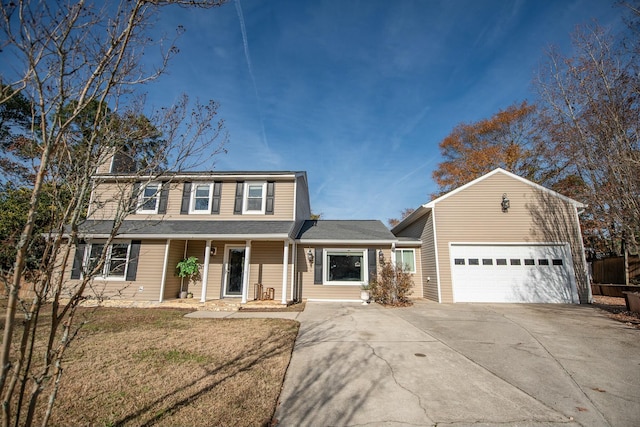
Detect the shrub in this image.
<box><xmin>369</xmin><ymin>260</ymin><xmax>413</xmax><ymax>306</ymax></box>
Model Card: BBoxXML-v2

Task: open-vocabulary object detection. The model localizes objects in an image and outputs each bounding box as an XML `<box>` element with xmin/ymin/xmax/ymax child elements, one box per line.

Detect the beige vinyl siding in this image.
<box><xmin>297</xmin><ymin>245</ymin><xmax>404</xmax><ymax>300</ymax></box>
<box><xmin>433</xmin><ymin>172</ymin><xmax>588</xmax><ymax>303</ymax></box>
<box><xmin>92</xmin><ymin>179</ymin><xmax>297</xmax><ymax>221</ymax></box>
<box><xmin>398</xmin><ymin>246</ymin><xmax>423</xmax><ymax>299</ymax></box>
<box><xmin>88</xmin><ymin>181</ymin><xmax>135</xmax><ymax>221</ymax></box>
<box><xmin>248</xmin><ymin>241</ymin><xmax>288</xmax><ymax>302</ymax></box>
<box><xmin>420</xmin><ymin>213</ymin><xmax>439</xmax><ymax>301</ymax></box>
<box><xmin>396</xmin><ymin>214</ymin><xmax>428</xmax><ymax>239</ymax></box>
<box><xmin>65</xmin><ymin>239</ymin><xmax>167</xmax><ymax>301</ymax></box>
<box><xmin>295</xmin><ymin>175</ymin><xmax>312</xmax><ymax>221</ymax></box>
<box><xmin>163</xmin><ymin>240</ymin><xmax>185</xmax><ymax>300</ymax></box>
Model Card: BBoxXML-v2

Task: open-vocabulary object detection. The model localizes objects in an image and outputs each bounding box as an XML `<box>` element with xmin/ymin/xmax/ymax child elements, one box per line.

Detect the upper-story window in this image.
<box><xmin>190</xmin><ymin>183</ymin><xmax>213</xmax><ymax>213</ymax></box>
<box><xmin>243</xmin><ymin>182</ymin><xmax>266</xmax><ymax>214</ymax></box>
<box><xmin>137</xmin><ymin>183</ymin><xmax>161</xmax><ymax>214</ymax></box>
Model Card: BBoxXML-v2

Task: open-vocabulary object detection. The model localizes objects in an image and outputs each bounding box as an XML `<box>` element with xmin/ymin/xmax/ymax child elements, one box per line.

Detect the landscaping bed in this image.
<box><xmin>2</xmin><ymin>306</ymin><xmax>299</xmax><ymax>426</ymax></box>
<box><xmin>592</xmin><ymin>295</ymin><xmax>640</xmax><ymax>329</ymax></box>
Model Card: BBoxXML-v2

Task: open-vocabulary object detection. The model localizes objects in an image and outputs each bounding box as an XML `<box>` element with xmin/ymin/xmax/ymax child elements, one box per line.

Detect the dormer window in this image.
<box><xmin>190</xmin><ymin>183</ymin><xmax>213</xmax><ymax>213</ymax></box>
<box><xmin>137</xmin><ymin>183</ymin><xmax>161</xmax><ymax>214</ymax></box>
<box><xmin>243</xmin><ymin>182</ymin><xmax>266</xmax><ymax>214</ymax></box>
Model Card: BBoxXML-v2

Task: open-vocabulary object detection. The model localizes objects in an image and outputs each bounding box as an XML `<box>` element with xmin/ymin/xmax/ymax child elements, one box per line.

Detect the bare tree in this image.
<box><xmin>536</xmin><ymin>21</ymin><xmax>639</xmax><ymax>276</ymax></box>
<box><xmin>0</xmin><ymin>1</ymin><xmax>227</xmax><ymax>425</ymax></box>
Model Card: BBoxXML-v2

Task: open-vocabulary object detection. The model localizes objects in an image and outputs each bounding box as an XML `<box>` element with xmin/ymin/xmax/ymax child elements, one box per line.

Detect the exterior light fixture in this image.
<box><xmin>307</xmin><ymin>249</ymin><xmax>314</xmax><ymax>263</ymax></box>
<box><xmin>501</xmin><ymin>193</ymin><xmax>510</xmax><ymax>212</ymax></box>
<box><xmin>379</xmin><ymin>249</ymin><xmax>384</xmax><ymax>262</ymax></box>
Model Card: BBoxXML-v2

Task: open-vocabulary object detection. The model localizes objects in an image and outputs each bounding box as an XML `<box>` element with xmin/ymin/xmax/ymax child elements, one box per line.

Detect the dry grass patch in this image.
<box><xmin>4</xmin><ymin>306</ymin><xmax>299</xmax><ymax>427</ymax></box>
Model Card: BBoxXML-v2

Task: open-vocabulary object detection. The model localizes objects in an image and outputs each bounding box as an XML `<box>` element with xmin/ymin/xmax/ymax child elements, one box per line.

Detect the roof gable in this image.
<box><xmin>425</xmin><ymin>168</ymin><xmax>584</xmax><ymax>209</ymax></box>
<box><xmin>392</xmin><ymin>168</ymin><xmax>585</xmax><ymax>235</ymax></box>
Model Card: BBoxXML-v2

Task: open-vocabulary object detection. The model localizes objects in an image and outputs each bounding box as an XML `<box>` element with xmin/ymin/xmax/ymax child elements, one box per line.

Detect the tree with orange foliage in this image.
<box><xmin>431</xmin><ymin>101</ymin><xmax>549</xmax><ymax>197</ymax></box>
<box><xmin>388</xmin><ymin>207</ymin><xmax>415</xmax><ymax>228</ymax></box>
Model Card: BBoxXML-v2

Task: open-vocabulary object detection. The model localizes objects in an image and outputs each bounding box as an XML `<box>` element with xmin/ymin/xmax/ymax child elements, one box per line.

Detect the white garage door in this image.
<box><xmin>450</xmin><ymin>244</ymin><xmax>579</xmax><ymax>303</ymax></box>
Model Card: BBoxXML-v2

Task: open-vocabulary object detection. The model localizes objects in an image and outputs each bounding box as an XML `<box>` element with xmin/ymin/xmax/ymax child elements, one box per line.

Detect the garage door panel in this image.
<box><xmin>451</xmin><ymin>244</ymin><xmax>578</xmax><ymax>303</ymax></box>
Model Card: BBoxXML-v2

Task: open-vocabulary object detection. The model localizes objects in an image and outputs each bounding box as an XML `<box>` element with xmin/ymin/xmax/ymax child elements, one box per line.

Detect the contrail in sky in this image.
<box><xmin>235</xmin><ymin>0</ymin><xmax>269</xmax><ymax>149</ymax></box>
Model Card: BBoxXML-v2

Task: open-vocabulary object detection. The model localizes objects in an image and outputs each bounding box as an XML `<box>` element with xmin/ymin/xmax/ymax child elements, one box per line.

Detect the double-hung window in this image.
<box><xmin>395</xmin><ymin>249</ymin><xmax>416</xmax><ymax>273</ymax></box>
<box><xmin>137</xmin><ymin>183</ymin><xmax>161</xmax><ymax>214</ymax></box>
<box><xmin>243</xmin><ymin>182</ymin><xmax>266</xmax><ymax>214</ymax></box>
<box><xmin>85</xmin><ymin>241</ymin><xmax>131</xmax><ymax>279</ymax></box>
<box><xmin>324</xmin><ymin>249</ymin><xmax>367</xmax><ymax>285</ymax></box>
<box><xmin>190</xmin><ymin>183</ymin><xmax>213</xmax><ymax>213</ymax></box>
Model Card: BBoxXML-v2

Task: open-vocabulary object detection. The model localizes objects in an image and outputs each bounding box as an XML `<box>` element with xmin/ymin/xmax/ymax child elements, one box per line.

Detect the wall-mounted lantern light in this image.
<box><xmin>307</xmin><ymin>249</ymin><xmax>314</xmax><ymax>263</ymax></box>
<box><xmin>378</xmin><ymin>249</ymin><xmax>384</xmax><ymax>262</ymax></box>
<box><xmin>501</xmin><ymin>193</ymin><xmax>510</xmax><ymax>212</ymax></box>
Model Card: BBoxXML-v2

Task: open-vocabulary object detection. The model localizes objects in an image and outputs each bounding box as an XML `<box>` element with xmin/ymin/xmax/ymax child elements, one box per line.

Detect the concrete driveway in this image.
<box><xmin>274</xmin><ymin>300</ymin><xmax>640</xmax><ymax>427</ymax></box>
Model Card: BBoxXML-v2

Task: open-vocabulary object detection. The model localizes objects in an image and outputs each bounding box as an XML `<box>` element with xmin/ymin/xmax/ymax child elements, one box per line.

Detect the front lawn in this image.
<box><xmin>3</xmin><ymin>306</ymin><xmax>299</xmax><ymax>426</ymax></box>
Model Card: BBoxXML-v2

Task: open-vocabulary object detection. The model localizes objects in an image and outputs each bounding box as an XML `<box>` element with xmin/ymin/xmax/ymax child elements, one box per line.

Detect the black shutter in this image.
<box><xmin>126</xmin><ymin>240</ymin><xmax>141</xmax><ymax>281</ymax></box>
<box><xmin>211</xmin><ymin>182</ymin><xmax>222</xmax><ymax>214</ymax></box>
<box><xmin>71</xmin><ymin>242</ymin><xmax>86</xmax><ymax>279</ymax></box>
<box><xmin>130</xmin><ymin>182</ymin><xmax>140</xmax><ymax>212</ymax></box>
<box><xmin>180</xmin><ymin>182</ymin><xmax>192</xmax><ymax>214</ymax></box>
<box><xmin>314</xmin><ymin>248</ymin><xmax>323</xmax><ymax>284</ymax></box>
<box><xmin>368</xmin><ymin>248</ymin><xmax>377</xmax><ymax>281</ymax></box>
<box><xmin>233</xmin><ymin>182</ymin><xmax>244</xmax><ymax>215</ymax></box>
<box><xmin>158</xmin><ymin>183</ymin><xmax>169</xmax><ymax>214</ymax></box>
<box><xmin>265</xmin><ymin>181</ymin><xmax>275</xmax><ymax>215</ymax></box>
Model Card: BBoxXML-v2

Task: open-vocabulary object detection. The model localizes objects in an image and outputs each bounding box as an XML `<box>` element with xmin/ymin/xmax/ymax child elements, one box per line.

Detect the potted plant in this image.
<box><xmin>360</xmin><ymin>284</ymin><xmax>371</xmax><ymax>305</ymax></box>
<box><xmin>176</xmin><ymin>256</ymin><xmax>200</xmax><ymax>299</ymax></box>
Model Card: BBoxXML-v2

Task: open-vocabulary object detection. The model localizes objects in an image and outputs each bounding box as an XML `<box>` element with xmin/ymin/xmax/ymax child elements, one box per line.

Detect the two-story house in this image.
<box><xmin>63</xmin><ymin>154</ymin><xmax>420</xmax><ymax>304</ymax></box>
<box><xmin>62</xmin><ymin>154</ymin><xmax>590</xmax><ymax>305</ymax></box>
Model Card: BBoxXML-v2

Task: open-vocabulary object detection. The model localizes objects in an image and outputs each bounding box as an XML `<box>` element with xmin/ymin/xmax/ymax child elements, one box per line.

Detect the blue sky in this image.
<box><xmin>145</xmin><ymin>0</ymin><xmax>622</xmax><ymax>223</ymax></box>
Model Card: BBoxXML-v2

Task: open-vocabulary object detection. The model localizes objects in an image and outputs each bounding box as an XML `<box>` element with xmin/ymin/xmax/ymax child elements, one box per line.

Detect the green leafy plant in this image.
<box><xmin>369</xmin><ymin>260</ymin><xmax>413</xmax><ymax>306</ymax></box>
<box><xmin>176</xmin><ymin>256</ymin><xmax>200</xmax><ymax>293</ymax></box>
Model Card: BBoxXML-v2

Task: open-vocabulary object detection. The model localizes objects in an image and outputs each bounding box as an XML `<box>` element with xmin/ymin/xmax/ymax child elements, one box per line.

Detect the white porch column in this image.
<box><xmin>281</xmin><ymin>241</ymin><xmax>289</xmax><ymax>305</ymax></box>
<box><xmin>159</xmin><ymin>240</ymin><xmax>171</xmax><ymax>302</ymax></box>
<box><xmin>241</xmin><ymin>240</ymin><xmax>252</xmax><ymax>304</ymax></box>
<box><xmin>201</xmin><ymin>240</ymin><xmax>212</xmax><ymax>302</ymax></box>
<box><xmin>290</xmin><ymin>242</ymin><xmax>296</xmax><ymax>301</ymax></box>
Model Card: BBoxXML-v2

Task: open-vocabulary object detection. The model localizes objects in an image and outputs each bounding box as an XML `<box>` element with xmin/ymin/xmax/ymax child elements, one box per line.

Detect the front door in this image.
<box><xmin>224</xmin><ymin>247</ymin><xmax>245</xmax><ymax>296</ymax></box>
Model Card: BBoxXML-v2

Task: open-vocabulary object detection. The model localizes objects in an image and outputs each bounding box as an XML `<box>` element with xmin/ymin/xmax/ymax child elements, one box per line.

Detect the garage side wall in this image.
<box><xmin>434</xmin><ymin>173</ymin><xmax>588</xmax><ymax>303</ymax></box>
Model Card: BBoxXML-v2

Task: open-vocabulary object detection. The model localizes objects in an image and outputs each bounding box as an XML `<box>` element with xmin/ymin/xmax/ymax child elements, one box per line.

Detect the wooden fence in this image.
<box><xmin>591</xmin><ymin>255</ymin><xmax>640</xmax><ymax>284</ymax></box>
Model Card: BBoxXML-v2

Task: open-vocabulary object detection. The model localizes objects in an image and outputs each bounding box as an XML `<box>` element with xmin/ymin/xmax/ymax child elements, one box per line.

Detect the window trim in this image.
<box><xmin>395</xmin><ymin>248</ymin><xmax>416</xmax><ymax>273</ymax></box>
<box><xmin>242</xmin><ymin>181</ymin><xmax>267</xmax><ymax>214</ymax></box>
<box><xmin>83</xmin><ymin>240</ymin><xmax>131</xmax><ymax>280</ymax></box>
<box><xmin>136</xmin><ymin>182</ymin><xmax>162</xmax><ymax>214</ymax></box>
<box><xmin>323</xmin><ymin>248</ymin><xmax>368</xmax><ymax>286</ymax></box>
<box><xmin>189</xmin><ymin>183</ymin><xmax>214</xmax><ymax>214</ymax></box>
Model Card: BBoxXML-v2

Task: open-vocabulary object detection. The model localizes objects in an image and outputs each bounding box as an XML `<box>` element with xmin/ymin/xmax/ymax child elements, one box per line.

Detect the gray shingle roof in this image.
<box><xmin>296</xmin><ymin>220</ymin><xmax>395</xmax><ymax>241</ymax></box>
<box><xmin>71</xmin><ymin>220</ymin><xmax>295</xmax><ymax>238</ymax></box>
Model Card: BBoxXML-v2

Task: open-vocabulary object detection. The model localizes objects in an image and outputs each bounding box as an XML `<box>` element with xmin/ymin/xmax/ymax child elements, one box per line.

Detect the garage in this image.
<box><xmin>450</xmin><ymin>243</ymin><xmax>579</xmax><ymax>303</ymax></box>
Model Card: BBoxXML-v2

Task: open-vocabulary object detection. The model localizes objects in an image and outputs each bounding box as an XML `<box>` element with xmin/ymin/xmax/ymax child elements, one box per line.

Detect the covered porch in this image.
<box><xmin>159</xmin><ymin>238</ymin><xmax>297</xmax><ymax>305</ymax></box>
